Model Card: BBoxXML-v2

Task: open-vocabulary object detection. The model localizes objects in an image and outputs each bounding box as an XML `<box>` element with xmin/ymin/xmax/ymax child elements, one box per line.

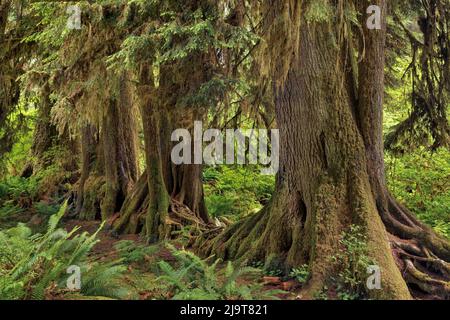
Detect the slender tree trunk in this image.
<box><xmin>141</xmin><ymin>95</ymin><xmax>171</xmax><ymax>243</ymax></box>
<box><xmin>357</xmin><ymin>0</ymin><xmax>450</xmax><ymax>298</ymax></box>
<box><xmin>76</xmin><ymin>124</ymin><xmax>102</xmax><ymax>220</ymax></box>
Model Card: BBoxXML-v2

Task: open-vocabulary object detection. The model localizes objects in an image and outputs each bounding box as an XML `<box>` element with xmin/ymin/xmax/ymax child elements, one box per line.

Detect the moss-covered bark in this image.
<box><xmin>113</xmin><ymin>55</ymin><xmax>212</xmax><ymax>240</ymax></box>
<box><xmin>140</xmin><ymin>94</ymin><xmax>171</xmax><ymax>243</ymax></box>
<box><xmin>356</xmin><ymin>0</ymin><xmax>450</xmax><ymax>298</ymax></box>
<box><xmin>112</xmin><ymin>92</ymin><xmax>210</xmax><ymax>241</ymax></box>
<box><xmin>75</xmin><ymin>125</ymin><xmax>103</xmax><ymax>220</ymax></box>
<box><xmin>76</xmin><ymin>76</ymin><xmax>138</xmax><ymax>221</ymax></box>
<box><xmin>101</xmin><ymin>76</ymin><xmax>138</xmax><ymax>220</ymax></box>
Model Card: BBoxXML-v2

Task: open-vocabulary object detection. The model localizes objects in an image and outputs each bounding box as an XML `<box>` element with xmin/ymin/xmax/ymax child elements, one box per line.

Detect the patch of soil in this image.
<box><xmin>63</xmin><ymin>219</ymin><xmax>142</xmax><ymax>259</ymax></box>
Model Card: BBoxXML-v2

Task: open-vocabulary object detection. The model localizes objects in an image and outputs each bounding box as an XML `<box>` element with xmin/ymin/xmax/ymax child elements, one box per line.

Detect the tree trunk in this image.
<box><xmin>75</xmin><ymin>124</ymin><xmax>103</xmax><ymax>220</ymax></box>
<box><xmin>357</xmin><ymin>0</ymin><xmax>450</xmax><ymax>298</ymax></box>
<box><xmin>112</xmin><ymin>105</ymin><xmax>210</xmax><ymax>240</ymax></box>
<box><xmin>101</xmin><ymin>76</ymin><xmax>138</xmax><ymax>219</ymax></box>
<box><xmin>76</xmin><ymin>76</ymin><xmax>138</xmax><ymax>220</ymax></box>
<box><xmin>112</xmin><ymin>65</ymin><xmax>210</xmax><ymax>241</ymax></box>
<box><xmin>20</xmin><ymin>80</ymin><xmax>78</xmax><ymax>198</ymax></box>
<box><xmin>200</xmin><ymin>2</ymin><xmax>450</xmax><ymax>299</ymax></box>
<box><xmin>21</xmin><ymin>81</ymin><xmax>66</xmax><ymax>177</ymax></box>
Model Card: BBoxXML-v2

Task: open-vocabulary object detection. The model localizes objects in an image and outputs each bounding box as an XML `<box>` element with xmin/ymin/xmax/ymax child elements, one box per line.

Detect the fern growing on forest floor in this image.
<box><xmin>289</xmin><ymin>265</ymin><xmax>310</xmax><ymax>284</ymax></box>
<box><xmin>157</xmin><ymin>244</ymin><xmax>284</xmax><ymax>300</ymax></box>
<box><xmin>115</xmin><ymin>240</ymin><xmax>156</xmax><ymax>263</ymax></box>
<box><xmin>0</xmin><ymin>202</ymin><xmax>129</xmax><ymax>300</ymax></box>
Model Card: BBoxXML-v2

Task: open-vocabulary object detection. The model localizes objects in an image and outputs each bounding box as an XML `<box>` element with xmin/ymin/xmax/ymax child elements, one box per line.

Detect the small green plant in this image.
<box><xmin>336</xmin><ymin>290</ymin><xmax>359</xmax><ymax>300</ymax></box>
<box><xmin>158</xmin><ymin>244</ymin><xmax>284</xmax><ymax>300</ymax></box>
<box><xmin>262</xmin><ymin>254</ymin><xmax>285</xmax><ymax>277</ymax></box>
<box><xmin>313</xmin><ymin>286</ymin><xmax>329</xmax><ymax>300</ymax></box>
<box><xmin>331</xmin><ymin>225</ymin><xmax>373</xmax><ymax>300</ymax></box>
<box><xmin>264</xmin><ymin>269</ymin><xmax>283</xmax><ymax>277</ymax></box>
<box><xmin>289</xmin><ymin>265</ymin><xmax>310</xmax><ymax>284</ymax></box>
<box><xmin>248</xmin><ymin>260</ymin><xmax>264</xmax><ymax>269</ymax></box>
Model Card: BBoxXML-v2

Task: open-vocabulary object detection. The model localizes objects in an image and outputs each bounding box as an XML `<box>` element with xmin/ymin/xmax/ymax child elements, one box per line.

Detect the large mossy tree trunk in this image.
<box><xmin>21</xmin><ymin>81</ymin><xmax>77</xmax><ymax>178</ymax></box>
<box><xmin>202</xmin><ymin>1</ymin><xmax>449</xmax><ymax>300</ymax></box>
<box><xmin>75</xmin><ymin>77</ymin><xmax>138</xmax><ymax>221</ymax></box>
<box><xmin>112</xmin><ymin>66</ymin><xmax>210</xmax><ymax>241</ymax></box>
<box><xmin>101</xmin><ymin>77</ymin><xmax>138</xmax><ymax>220</ymax></box>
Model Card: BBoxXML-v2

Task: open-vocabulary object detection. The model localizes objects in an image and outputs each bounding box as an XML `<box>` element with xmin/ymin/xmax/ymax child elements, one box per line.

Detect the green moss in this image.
<box><xmin>305</xmin><ymin>0</ymin><xmax>333</xmax><ymax>23</ymax></box>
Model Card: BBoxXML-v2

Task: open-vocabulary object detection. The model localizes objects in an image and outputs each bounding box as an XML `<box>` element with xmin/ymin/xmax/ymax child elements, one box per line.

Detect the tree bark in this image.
<box><xmin>357</xmin><ymin>0</ymin><xmax>450</xmax><ymax>298</ymax></box>
<box><xmin>101</xmin><ymin>76</ymin><xmax>138</xmax><ymax>219</ymax></box>
<box><xmin>112</xmin><ymin>57</ymin><xmax>212</xmax><ymax>240</ymax></box>
<box><xmin>76</xmin><ymin>124</ymin><xmax>102</xmax><ymax>220</ymax></box>
<box><xmin>112</xmin><ymin>99</ymin><xmax>211</xmax><ymax>240</ymax></box>
<box><xmin>76</xmin><ymin>75</ymin><xmax>138</xmax><ymax>220</ymax></box>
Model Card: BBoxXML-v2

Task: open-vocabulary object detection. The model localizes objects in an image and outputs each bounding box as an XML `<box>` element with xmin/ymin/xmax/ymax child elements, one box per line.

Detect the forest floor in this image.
<box><xmin>58</xmin><ymin>219</ymin><xmax>298</xmax><ymax>300</ymax></box>
<box><xmin>0</xmin><ymin>150</ymin><xmax>448</xmax><ymax>300</ymax></box>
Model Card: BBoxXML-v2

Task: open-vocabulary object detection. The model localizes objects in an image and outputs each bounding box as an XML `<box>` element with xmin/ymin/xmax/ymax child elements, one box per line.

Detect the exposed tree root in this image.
<box><xmin>196</xmin><ymin>185</ymin><xmax>450</xmax><ymax>300</ymax></box>
<box><xmin>390</xmin><ymin>234</ymin><xmax>450</xmax><ymax>299</ymax></box>
<box><xmin>110</xmin><ymin>172</ymin><xmax>213</xmax><ymax>239</ymax></box>
<box><xmin>370</xmin><ymin>186</ymin><xmax>450</xmax><ymax>299</ymax></box>
<box><xmin>381</xmin><ymin>194</ymin><xmax>450</xmax><ymax>261</ymax></box>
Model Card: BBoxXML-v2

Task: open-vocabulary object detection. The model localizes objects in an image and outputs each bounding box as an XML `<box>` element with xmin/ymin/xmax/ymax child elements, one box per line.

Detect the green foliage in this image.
<box><xmin>0</xmin><ymin>145</ymin><xmax>74</xmax><ymax>210</ymax></box>
<box><xmin>0</xmin><ymin>202</ymin><xmax>128</xmax><ymax>300</ymax></box>
<box><xmin>115</xmin><ymin>240</ymin><xmax>159</xmax><ymax>264</ymax></box>
<box><xmin>330</xmin><ymin>225</ymin><xmax>373</xmax><ymax>300</ymax></box>
<box><xmin>204</xmin><ymin>166</ymin><xmax>274</xmax><ymax>218</ymax></box>
<box><xmin>157</xmin><ymin>244</ymin><xmax>283</xmax><ymax>300</ymax></box>
<box><xmin>0</xmin><ymin>93</ymin><xmax>35</xmax><ymax>177</ymax></box>
<box><xmin>386</xmin><ymin>149</ymin><xmax>450</xmax><ymax>238</ymax></box>
<box><xmin>33</xmin><ymin>202</ymin><xmax>60</xmax><ymax>217</ymax></box>
<box><xmin>0</xmin><ymin>177</ymin><xmax>39</xmax><ymax>205</ymax></box>
<box><xmin>305</xmin><ymin>0</ymin><xmax>333</xmax><ymax>23</ymax></box>
<box><xmin>289</xmin><ymin>265</ymin><xmax>310</xmax><ymax>284</ymax></box>
<box><xmin>313</xmin><ymin>286</ymin><xmax>329</xmax><ymax>300</ymax></box>
<box><xmin>105</xmin><ymin>0</ymin><xmax>258</xmax><ymax>112</ymax></box>
<box><xmin>0</xmin><ymin>205</ymin><xmax>24</xmax><ymax>220</ymax></box>
<box><xmin>260</xmin><ymin>255</ymin><xmax>285</xmax><ymax>277</ymax></box>
<box><xmin>79</xmin><ymin>261</ymin><xmax>129</xmax><ymax>299</ymax></box>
